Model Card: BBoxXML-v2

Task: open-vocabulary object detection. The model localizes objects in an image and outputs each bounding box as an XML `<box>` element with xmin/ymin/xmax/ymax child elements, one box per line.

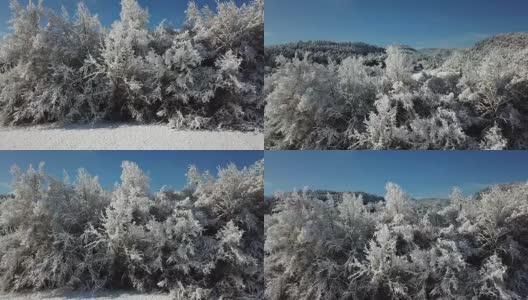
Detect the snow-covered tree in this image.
<box><xmin>0</xmin><ymin>0</ymin><xmax>108</xmax><ymax>124</ymax></box>
<box><xmin>352</xmin><ymin>95</ymin><xmax>408</xmax><ymax>150</ymax></box>
<box><xmin>0</xmin><ymin>163</ymin><xmax>110</xmax><ymax>290</ymax></box>
<box><xmin>385</xmin><ymin>45</ymin><xmax>413</xmax><ymax>83</ymax></box>
<box><xmin>0</xmin><ymin>159</ymin><xmax>264</xmax><ymax>298</ymax></box>
<box><xmin>0</xmin><ymin>0</ymin><xmax>263</xmax><ymax>131</ymax></box>
<box><xmin>480</xmin><ymin>124</ymin><xmax>508</xmax><ymax>150</ymax></box>
<box><xmin>96</xmin><ymin>0</ymin><xmax>154</xmax><ymax>121</ymax></box>
<box><xmin>265</xmin><ymin>34</ymin><xmax>528</xmax><ymax>149</ymax></box>
<box><xmin>265</xmin><ymin>182</ymin><xmax>528</xmax><ymax>299</ymax></box>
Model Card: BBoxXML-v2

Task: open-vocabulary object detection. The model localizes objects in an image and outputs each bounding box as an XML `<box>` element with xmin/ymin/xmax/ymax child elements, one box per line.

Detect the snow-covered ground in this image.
<box><xmin>0</xmin><ymin>123</ymin><xmax>263</xmax><ymax>150</ymax></box>
<box><xmin>0</xmin><ymin>290</ymin><xmax>169</xmax><ymax>300</ymax></box>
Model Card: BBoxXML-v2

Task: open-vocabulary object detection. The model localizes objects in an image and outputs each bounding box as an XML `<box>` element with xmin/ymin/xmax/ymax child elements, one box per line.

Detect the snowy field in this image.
<box><xmin>0</xmin><ymin>123</ymin><xmax>263</xmax><ymax>150</ymax></box>
<box><xmin>0</xmin><ymin>290</ymin><xmax>169</xmax><ymax>300</ymax></box>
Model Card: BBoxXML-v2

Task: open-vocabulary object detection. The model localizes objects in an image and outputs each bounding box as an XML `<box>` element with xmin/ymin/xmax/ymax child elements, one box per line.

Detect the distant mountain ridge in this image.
<box><xmin>264</xmin><ymin>40</ymin><xmax>456</xmax><ymax>68</ymax></box>
<box><xmin>266</xmin><ymin>40</ymin><xmax>386</xmax><ymax>55</ymax></box>
<box><xmin>268</xmin><ymin>189</ymin><xmax>385</xmax><ymax>204</ymax></box>
<box><xmin>265</xmin><ymin>40</ymin><xmax>386</xmax><ymax>65</ymax></box>
<box><xmin>265</xmin><ymin>181</ymin><xmax>526</xmax><ymax>211</ymax></box>
<box><xmin>265</xmin><ymin>33</ymin><xmax>528</xmax><ymax>69</ymax></box>
<box><xmin>298</xmin><ymin>189</ymin><xmax>385</xmax><ymax>204</ymax></box>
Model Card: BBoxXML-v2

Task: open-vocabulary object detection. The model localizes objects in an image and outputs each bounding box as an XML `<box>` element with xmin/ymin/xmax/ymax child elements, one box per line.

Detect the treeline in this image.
<box><xmin>265</xmin><ymin>34</ymin><xmax>528</xmax><ymax>149</ymax></box>
<box><xmin>265</xmin><ymin>41</ymin><xmax>385</xmax><ymax>67</ymax></box>
<box><xmin>265</xmin><ymin>183</ymin><xmax>528</xmax><ymax>299</ymax></box>
<box><xmin>0</xmin><ymin>160</ymin><xmax>264</xmax><ymax>299</ymax></box>
<box><xmin>0</xmin><ymin>0</ymin><xmax>264</xmax><ymax>130</ymax></box>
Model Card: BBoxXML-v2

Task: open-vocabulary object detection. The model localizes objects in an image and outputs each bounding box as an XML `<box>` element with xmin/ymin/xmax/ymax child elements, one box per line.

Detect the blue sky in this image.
<box><xmin>265</xmin><ymin>151</ymin><xmax>528</xmax><ymax>199</ymax></box>
<box><xmin>0</xmin><ymin>0</ymin><xmax>250</xmax><ymax>36</ymax></box>
<box><xmin>265</xmin><ymin>0</ymin><xmax>528</xmax><ymax>48</ymax></box>
<box><xmin>0</xmin><ymin>151</ymin><xmax>263</xmax><ymax>194</ymax></box>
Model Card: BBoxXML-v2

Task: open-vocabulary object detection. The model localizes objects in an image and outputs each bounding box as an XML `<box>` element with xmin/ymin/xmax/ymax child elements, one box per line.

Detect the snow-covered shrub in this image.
<box><xmin>265</xmin><ymin>190</ymin><xmax>368</xmax><ymax>300</ymax></box>
<box><xmin>265</xmin><ymin>182</ymin><xmax>528</xmax><ymax>299</ymax></box>
<box><xmin>97</xmin><ymin>0</ymin><xmax>152</xmax><ymax>121</ymax></box>
<box><xmin>0</xmin><ymin>163</ymin><xmax>110</xmax><ymax>291</ymax></box>
<box><xmin>265</xmin><ymin>54</ymin><xmax>381</xmax><ymax>149</ymax></box>
<box><xmin>385</xmin><ymin>45</ymin><xmax>413</xmax><ymax>83</ymax></box>
<box><xmin>0</xmin><ymin>159</ymin><xmax>264</xmax><ymax>298</ymax></box>
<box><xmin>480</xmin><ymin>124</ymin><xmax>508</xmax><ymax>150</ymax></box>
<box><xmin>0</xmin><ymin>0</ymin><xmax>264</xmax><ymax>131</ymax></box>
<box><xmin>352</xmin><ymin>95</ymin><xmax>408</xmax><ymax>150</ymax></box>
<box><xmin>407</xmin><ymin>107</ymin><xmax>469</xmax><ymax>150</ymax></box>
<box><xmin>0</xmin><ymin>0</ymin><xmax>105</xmax><ymax>124</ymax></box>
<box><xmin>264</xmin><ymin>54</ymin><xmax>340</xmax><ymax>149</ymax></box>
<box><xmin>265</xmin><ymin>34</ymin><xmax>528</xmax><ymax>149</ymax></box>
<box><xmin>189</xmin><ymin>159</ymin><xmax>265</xmax><ymax>298</ymax></box>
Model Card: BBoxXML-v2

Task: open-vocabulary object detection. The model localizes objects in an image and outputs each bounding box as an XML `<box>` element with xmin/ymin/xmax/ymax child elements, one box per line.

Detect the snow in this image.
<box><xmin>0</xmin><ymin>160</ymin><xmax>264</xmax><ymax>297</ymax></box>
<box><xmin>266</xmin><ymin>39</ymin><xmax>528</xmax><ymax>150</ymax></box>
<box><xmin>266</xmin><ymin>182</ymin><xmax>528</xmax><ymax>298</ymax></box>
<box><xmin>411</xmin><ymin>71</ymin><xmax>428</xmax><ymax>82</ymax></box>
<box><xmin>0</xmin><ymin>123</ymin><xmax>263</xmax><ymax>150</ymax></box>
<box><xmin>0</xmin><ymin>290</ymin><xmax>170</xmax><ymax>300</ymax></box>
<box><xmin>0</xmin><ymin>0</ymin><xmax>263</xmax><ymax>134</ymax></box>
<box><xmin>429</xmin><ymin>70</ymin><xmax>459</xmax><ymax>79</ymax></box>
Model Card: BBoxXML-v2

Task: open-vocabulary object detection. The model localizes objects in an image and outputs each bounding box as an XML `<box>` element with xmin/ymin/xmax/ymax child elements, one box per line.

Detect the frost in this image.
<box><xmin>0</xmin><ymin>0</ymin><xmax>264</xmax><ymax>131</ymax></box>
<box><xmin>480</xmin><ymin>124</ymin><xmax>508</xmax><ymax>150</ymax></box>
<box><xmin>0</xmin><ymin>159</ymin><xmax>264</xmax><ymax>299</ymax></box>
<box><xmin>265</xmin><ymin>182</ymin><xmax>528</xmax><ymax>299</ymax></box>
<box><xmin>265</xmin><ymin>36</ymin><xmax>528</xmax><ymax>149</ymax></box>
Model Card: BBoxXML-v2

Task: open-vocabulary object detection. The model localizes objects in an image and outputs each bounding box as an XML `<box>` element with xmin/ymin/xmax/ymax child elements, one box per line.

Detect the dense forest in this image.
<box><xmin>265</xmin><ymin>34</ymin><xmax>528</xmax><ymax>149</ymax></box>
<box><xmin>0</xmin><ymin>0</ymin><xmax>264</xmax><ymax>131</ymax></box>
<box><xmin>265</xmin><ymin>182</ymin><xmax>528</xmax><ymax>299</ymax></box>
<box><xmin>0</xmin><ymin>160</ymin><xmax>264</xmax><ymax>299</ymax></box>
<box><xmin>265</xmin><ymin>41</ymin><xmax>385</xmax><ymax>67</ymax></box>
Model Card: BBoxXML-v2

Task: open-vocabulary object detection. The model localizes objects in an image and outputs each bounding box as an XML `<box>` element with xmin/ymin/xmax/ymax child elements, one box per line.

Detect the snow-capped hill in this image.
<box><xmin>471</xmin><ymin>33</ymin><xmax>528</xmax><ymax>55</ymax></box>
<box><xmin>474</xmin><ymin>182</ymin><xmax>527</xmax><ymax>200</ymax></box>
<box><xmin>464</xmin><ymin>33</ymin><xmax>528</xmax><ymax>68</ymax></box>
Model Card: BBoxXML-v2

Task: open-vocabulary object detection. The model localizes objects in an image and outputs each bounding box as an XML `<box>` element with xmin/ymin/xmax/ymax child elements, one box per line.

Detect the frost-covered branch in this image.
<box><xmin>265</xmin><ymin>183</ymin><xmax>528</xmax><ymax>299</ymax></box>
<box><xmin>0</xmin><ymin>0</ymin><xmax>264</xmax><ymax>131</ymax></box>
<box><xmin>0</xmin><ymin>159</ymin><xmax>264</xmax><ymax>299</ymax></box>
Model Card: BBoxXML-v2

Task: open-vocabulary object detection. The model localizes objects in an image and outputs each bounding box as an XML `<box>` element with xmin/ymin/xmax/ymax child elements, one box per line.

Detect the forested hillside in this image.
<box><xmin>265</xmin><ymin>41</ymin><xmax>385</xmax><ymax>66</ymax></box>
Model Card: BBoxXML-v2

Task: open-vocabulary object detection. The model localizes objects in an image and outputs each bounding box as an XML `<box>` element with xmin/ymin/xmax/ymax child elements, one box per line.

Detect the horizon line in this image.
<box><xmin>264</xmin><ymin>31</ymin><xmax>527</xmax><ymax>49</ymax></box>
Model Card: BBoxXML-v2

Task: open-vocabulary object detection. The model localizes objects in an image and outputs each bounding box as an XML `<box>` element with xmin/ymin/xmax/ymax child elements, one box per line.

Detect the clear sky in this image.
<box><xmin>265</xmin><ymin>151</ymin><xmax>528</xmax><ymax>199</ymax></box>
<box><xmin>265</xmin><ymin>0</ymin><xmax>528</xmax><ymax>48</ymax></box>
<box><xmin>0</xmin><ymin>151</ymin><xmax>263</xmax><ymax>194</ymax></box>
<box><xmin>0</xmin><ymin>0</ymin><xmax>250</xmax><ymax>36</ymax></box>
